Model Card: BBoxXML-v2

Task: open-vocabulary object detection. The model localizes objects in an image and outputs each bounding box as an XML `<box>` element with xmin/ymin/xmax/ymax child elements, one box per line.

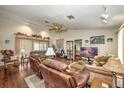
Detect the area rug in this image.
<box><xmin>0</xmin><ymin>61</ymin><xmax>4</xmax><ymax>67</ymax></box>
<box><xmin>24</xmin><ymin>74</ymin><xmax>45</xmax><ymax>88</ymax></box>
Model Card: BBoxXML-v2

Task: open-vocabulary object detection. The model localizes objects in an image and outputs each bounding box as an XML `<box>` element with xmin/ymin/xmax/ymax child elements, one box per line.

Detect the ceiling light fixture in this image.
<box><xmin>44</xmin><ymin>16</ymin><xmax>68</xmax><ymax>33</ymax></box>
<box><xmin>48</xmin><ymin>23</ymin><xmax>68</xmax><ymax>32</ymax></box>
<box><xmin>100</xmin><ymin>6</ymin><xmax>109</xmax><ymax>24</ymax></box>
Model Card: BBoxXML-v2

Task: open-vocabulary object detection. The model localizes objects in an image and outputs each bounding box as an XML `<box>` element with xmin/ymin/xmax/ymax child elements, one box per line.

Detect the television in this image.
<box><xmin>80</xmin><ymin>47</ymin><xmax>98</xmax><ymax>58</ymax></box>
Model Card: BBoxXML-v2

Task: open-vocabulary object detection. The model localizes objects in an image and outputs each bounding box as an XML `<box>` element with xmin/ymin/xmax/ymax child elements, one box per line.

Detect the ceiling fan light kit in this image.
<box><xmin>48</xmin><ymin>22</ymin><xmax>68</xmax><ymax>32</ymax></box>
<box><xmin>100</xmin><ymin>6</ymin><xmax>109</xmax><ymax>24</ymax></box>
<box><xmin>100</xmin><ymin>13</ymin><xmax>109</xmax><ymax>20</ymax></box>
<box><xmin>101</xmin><ymin>19</ymin><xmax>107</xmax><ymax>24</ymax></box>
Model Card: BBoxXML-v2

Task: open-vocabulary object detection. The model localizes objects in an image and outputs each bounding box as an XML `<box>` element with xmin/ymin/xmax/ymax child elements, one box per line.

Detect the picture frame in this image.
<box><xmin>56</xmin><ymin>39</ymin><xmax>64</xmax><ymax>51</ymax></box>
<box><xmin>85</xmin><ymin>40</ymin><xmax>89</xmax><ymax>43</ymax></box>
<box><xmin>90</xmin><ymin>35</ymin><xmax>105</xmax><ymax>44</ymax></box>
<box><xmin>107</xmin><ymin>38</ymin><xmax>113</xmax><ymax>42</ymax></box>
<box><xmin>5</xmin><ymin>40</ymin><xmax>10</xmax><ymax>44</ymax></box>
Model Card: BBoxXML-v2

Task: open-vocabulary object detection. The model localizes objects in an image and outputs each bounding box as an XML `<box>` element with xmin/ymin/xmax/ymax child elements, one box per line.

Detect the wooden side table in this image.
<box><xmin>4</xmin><ymin>59</ymin><xmax>20</xmax><ymax>71</ymax></box>
<box><xmin>91</xmin><ymin>77</ymin><xmax>112</xmax><ymax>88</ymax></box>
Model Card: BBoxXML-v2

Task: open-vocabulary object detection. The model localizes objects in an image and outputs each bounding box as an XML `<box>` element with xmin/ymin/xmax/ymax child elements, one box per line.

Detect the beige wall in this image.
<box><xmin>0</xmin><ymin>19</ymin><xmax>118</xmax><ymax>56</ymax></box>
<box><xmin>0</xmin><ymin>23</ymin><xmax>118</xmax><ymax>56</ymax></box>
<box><xmin>0</xmin><ymin>10</ymin><xmax>58</xmax><ymax>55</ymax></box>
<box><xmin>0</xmin><ymin>24</ymin><xmax>34</xmax><ymax>53</ymax></box>
<box><xmin>39</xmin><ymin>30</ymin><xmax>58</xmax><ymax>47</ymax></box>
<box><xmin>54</xmin><ymin>28</ymin><xmax>118</xmax><ymax>56</ymax></box>
<box><xmin>0</xmin><ymin>23</ymin><xmax>57</xmax><ymax>55</ymax></box>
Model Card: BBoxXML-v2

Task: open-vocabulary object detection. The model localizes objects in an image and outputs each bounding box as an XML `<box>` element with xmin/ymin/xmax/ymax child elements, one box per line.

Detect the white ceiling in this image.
<box><xmin>0</xmin><ymin>5</ymin><xmax>124</xmax><ymax>30</ymax></box>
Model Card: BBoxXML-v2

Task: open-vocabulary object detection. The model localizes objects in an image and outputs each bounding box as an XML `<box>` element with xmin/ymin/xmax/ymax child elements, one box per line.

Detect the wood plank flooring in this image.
<box><xmin>0</xmin><ymin>63</ymin><xmax>34</xmax><ymax>88</ymax></box>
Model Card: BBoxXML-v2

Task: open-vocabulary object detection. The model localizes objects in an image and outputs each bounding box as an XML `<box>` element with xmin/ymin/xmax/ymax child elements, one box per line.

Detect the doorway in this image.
<box><xmin>74</xmin><ymin>39</ymin><xmax>82</xmax><ymax>61</ymax></box>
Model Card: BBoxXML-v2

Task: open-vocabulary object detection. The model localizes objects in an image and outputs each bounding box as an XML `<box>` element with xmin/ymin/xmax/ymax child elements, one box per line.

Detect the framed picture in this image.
<box><xmin>90</xmin><ymin>35</ymin><xmax>105</xmax><ymax>44</ymax></box>
<box><xmin>107</xmin><ymin>38</ymin><xmax>113</xmax><ymax>42</ymax></box>
<box><xmin>5</xmin><ymin>40</ymin><xmax>10</xmax><ymax>44</ymax></box>
<box><xmin>85</xmin><ymin>40</ymin><xmax>89</xmax><ymax>43</ymax></box>
<box><xmin>56</xmin><ymin>39</ymin><xmax>64</xmax><ymax>51</ymax></box>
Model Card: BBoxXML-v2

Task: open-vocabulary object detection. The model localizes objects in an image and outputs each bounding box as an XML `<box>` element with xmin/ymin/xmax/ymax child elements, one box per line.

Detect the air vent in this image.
<box><xmin>44</xmin><ymin>20</ymin><xmax>49</xmax><ymax>23</ymax></box>
<box><xmin>67</xmin><ymin>15</ymin><xmax>75</xmax><ymax>20</ymax></box>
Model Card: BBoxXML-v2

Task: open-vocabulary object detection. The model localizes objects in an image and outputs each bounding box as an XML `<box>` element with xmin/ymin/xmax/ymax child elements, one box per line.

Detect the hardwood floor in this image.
<box><xmin>0</xmin><ymin>63</ymin><xmax>34</xmax><ymax>88</ymax></box>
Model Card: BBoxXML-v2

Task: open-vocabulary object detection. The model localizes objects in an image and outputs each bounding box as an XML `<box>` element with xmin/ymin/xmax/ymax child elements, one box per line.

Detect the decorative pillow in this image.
<box><xmin>94</xmin><ymin>56</ymin><xmax>109</xmax><ymax>62</ymax></box>
<box><xmin>94</xmin><ymin>56</ymin><xmax>110</xmax><ymax>66</ymax></box>
<box><xmin>43</xmin><ymin>59</ymin><xmax>68</xmax><ymax>72</ymax></box>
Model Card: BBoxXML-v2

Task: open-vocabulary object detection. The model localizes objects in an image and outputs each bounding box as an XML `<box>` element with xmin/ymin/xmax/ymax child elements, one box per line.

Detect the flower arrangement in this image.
<box><xmin>0</xmin><ymin>50</ymin><xmax>14</xmax><ymax>62</ymax></box>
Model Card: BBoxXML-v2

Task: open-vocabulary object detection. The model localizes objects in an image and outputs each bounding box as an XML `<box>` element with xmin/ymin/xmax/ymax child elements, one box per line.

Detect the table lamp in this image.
<box><xmin>45</xmin><ymin>47</ymin><xmax>55</xmax><ymax>58</ymax></box>
<box><xmin>103</xmin><ymin>57</ymin><xmax>124</xmax><ymax>88</ymax></box>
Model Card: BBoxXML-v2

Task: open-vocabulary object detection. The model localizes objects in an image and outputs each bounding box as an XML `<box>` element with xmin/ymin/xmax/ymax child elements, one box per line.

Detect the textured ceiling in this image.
<box><xmin>0</xmin><ymin>5</ymin><xmax>124</xmax><ymax>30</ymax></box>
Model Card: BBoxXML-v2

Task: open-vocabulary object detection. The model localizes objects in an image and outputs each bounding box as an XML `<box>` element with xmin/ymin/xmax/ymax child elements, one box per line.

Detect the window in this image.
<box><xmin>33</xmin><ymin>41</ymin><xmax>48</xmax><ymax>51</ymax></box>
<box><xmin>15</xmin><ymin>38</ymin><xmax>49</xmax><ymax>56</ymax></box>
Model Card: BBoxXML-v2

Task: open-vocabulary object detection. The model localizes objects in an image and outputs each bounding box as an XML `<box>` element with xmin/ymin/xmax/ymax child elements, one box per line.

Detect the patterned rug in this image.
<box><xmin>24</xmin><ymin>74</ymin><xmax>45</xmax><ymax>88</ymax></box>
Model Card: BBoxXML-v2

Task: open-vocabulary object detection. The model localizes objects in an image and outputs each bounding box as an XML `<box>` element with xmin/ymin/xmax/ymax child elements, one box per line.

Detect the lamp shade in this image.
<box><xmin>103</xmin><ymin>57</ymin><xmax>124</xmax><ymax>74</ymax></box>
<box><xmin>20</xmin><ymin>49</ymin><xmax>25</xmax><ymax>53</ymax></box>
<box><xmin>45</xmin><ymin>47</ymin><xmax>55</xmax><ymax>56</ymax></box>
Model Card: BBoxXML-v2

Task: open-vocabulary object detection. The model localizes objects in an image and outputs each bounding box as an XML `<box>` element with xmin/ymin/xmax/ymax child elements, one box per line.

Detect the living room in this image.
<box><xmin>0</xmin><ymin>0</ymin><xmax>124</xmax><ymax>91</ymax></box>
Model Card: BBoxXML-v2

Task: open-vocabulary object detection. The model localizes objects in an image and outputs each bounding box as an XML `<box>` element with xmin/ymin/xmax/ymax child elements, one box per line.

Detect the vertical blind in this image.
<box><xmin>15</xmin><ymin>38</ymin><xmax>48</xmax><ymax>56</ymax></box>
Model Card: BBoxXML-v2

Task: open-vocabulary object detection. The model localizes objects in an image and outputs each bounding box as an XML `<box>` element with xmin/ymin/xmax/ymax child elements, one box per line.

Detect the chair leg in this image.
<box><xmin>85</xmin><ymin>83</ymin><xmax>90</xmax><ymax>88</ymax></box>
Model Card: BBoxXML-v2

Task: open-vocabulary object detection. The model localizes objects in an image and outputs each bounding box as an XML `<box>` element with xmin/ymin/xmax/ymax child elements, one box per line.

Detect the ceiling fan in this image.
<box><xmin>100</xmin><ymin>6</ymin><xmax>109</xmax><ymax>24</ymax></box>
<box><xmin>49</xmin><ymin>23</ymin><xmax>68</xmax><ymax>32</ymax></box>
<box><xmin>44</xmin><ymin>20</ymin><xmax>68</xmax><ymax>32</ymax></box>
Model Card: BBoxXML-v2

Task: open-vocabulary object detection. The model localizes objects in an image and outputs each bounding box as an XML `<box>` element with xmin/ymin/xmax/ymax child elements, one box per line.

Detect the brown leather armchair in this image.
<box><xmin>39</xmin><ymin>59</ymin><xmax>90</xmax><ymax>88</ymax></box>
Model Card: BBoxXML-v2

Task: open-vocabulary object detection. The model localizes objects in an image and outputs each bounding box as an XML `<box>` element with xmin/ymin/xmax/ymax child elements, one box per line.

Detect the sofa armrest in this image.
<box><xmin>65</xmin><ymin>69</ymin><xmax>75</xmax><ymax>75</ymax></box>
<box><xmin>74</xmin><ymin>72</ymin><xmax>90</xmax><ymax>88</ymax></box>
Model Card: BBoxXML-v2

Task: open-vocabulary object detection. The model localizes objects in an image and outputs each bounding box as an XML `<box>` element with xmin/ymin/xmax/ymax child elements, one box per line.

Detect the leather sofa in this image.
<box><xmin>29</xmin><ymin>55</ymin><xmax>45</xmax><ymax>78</ymax></box>
<box><xmin>39</xmin><ymin>59</ymin><xmax>90</xmax><ymax>88</ymax></box>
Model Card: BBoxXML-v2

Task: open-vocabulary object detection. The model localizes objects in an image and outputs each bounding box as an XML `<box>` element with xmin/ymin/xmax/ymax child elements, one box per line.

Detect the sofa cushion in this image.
<box><xmin>43</xmin><ymin>59</ymin><xmax>68</xmax><ymax>72</ymax></box>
